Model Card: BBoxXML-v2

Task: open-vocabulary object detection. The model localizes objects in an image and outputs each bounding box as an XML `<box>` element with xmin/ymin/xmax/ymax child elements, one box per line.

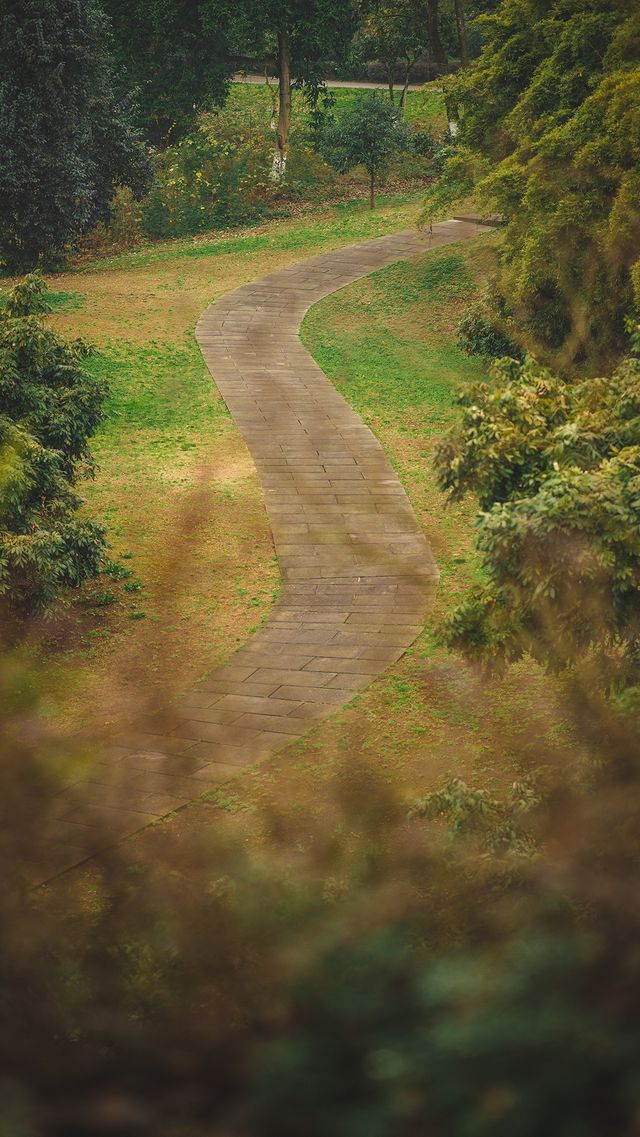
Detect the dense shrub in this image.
<box><xmin>0</xmin><ymin>276</ymin><xmax>107</xmax><ymax>622</ymax></box>
<box><xmin>435</xmin><ymin>349</ymin><xmax>640</xmax><ymax>690</ymax></box>
<box><xmin>422</xmin><ymin>0</ymin><xmax>640</xmax><ymax>370</ymax></box>
<box><xmin>0</xmin><ymin>0</ymin><xmax>150</xmax><ymax>270</ymax></box>
<box><xmin>142</xmin><ymin>128</ymin><xmax>274</xmax><ymax>238</ymax></box>
<box><xmin>79</xmin><ymin>186</ymin><xmax>146</xmax><ymax>258</ymax></box>
<box><xmin>457</xmin><ymin>288</ymin><xmax>524</xmax><ymax>360</ymax></box>
<box><xmin>140</xmin><ymin>116</ymin><xmax>337</xmax><ymax>240</ymax></box>
<box><xmin>411</xmin><ymin>126</ymin><xmax>437</xmax><ymax>158</ymax></box>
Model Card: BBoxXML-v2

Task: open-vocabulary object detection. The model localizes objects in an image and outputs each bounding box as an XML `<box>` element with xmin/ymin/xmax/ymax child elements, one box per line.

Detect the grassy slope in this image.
<box><xmin>172</xmin><ymin>234</ymin><xmax>577</xmax><ymax>843</ymax></box>
<box><xmin>224</xmin><ymin>81</ymin><xmax>447</xmax><ymax>130</ymax></box>
<box><xmin>35</xmin><ymin>192</ymin><xmax>430</xmax><ymax>735</ymax></box>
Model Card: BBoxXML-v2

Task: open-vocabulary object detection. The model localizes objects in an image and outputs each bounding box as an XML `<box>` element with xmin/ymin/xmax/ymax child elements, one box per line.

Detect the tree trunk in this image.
<box><xmin>453</xmin><ymin>0</ymin><xmax>470</xmax><ymax>67</ymax></box>
<box><xmin>426</xmin><ymin>0</ymin><xmax>448</xmax><ymax>74</ymax></box>
<box><xmin>265</xmin><ymin>67</ymin><xmax>278</xmax><ymax>131</ymax></box>
<box><xmin>445</xmin><ymin>92</ymin><xmax>460</xmax><ymax>135</ymax></box>
<box><xmin>271</xmin><ymin>28</ymin><xmax>291</xmax><ymax>180</ymax></box>
<box><xmin>385</xmin><ymin>59</ymin><xmax>394</xmax><ymax>103</ymax></box>
<box><xmin>369</xmin><ymin>170</ymin><xmax>375</xmax><ymax>210</ymax></box>
<box><xmin>401</xmin><ymin>52</ymin><xmax>419</xmax><ymax>110</ymax></box>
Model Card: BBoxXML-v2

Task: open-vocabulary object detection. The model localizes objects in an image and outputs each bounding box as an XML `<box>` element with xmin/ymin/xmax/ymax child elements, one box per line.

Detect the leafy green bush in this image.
<box><xmin>78</xmin><ymin>186</ymin><xmax>146</xmax><ymax>257</ymax></box>
<box><xmin>457</xmin><ymin>289</ymin><xmax>524</xmax><ymax>360</ymax></box>
<box><xmin>435</xmin><ymin>350</ymin><xmax>640</xmax><ymax>689</ymax></box>
<box><xmin>0</xmin><ymin>275</ymin><xmax>107</xmax><ymax>622</ymax></box>
<box><xmin>422</xmin><ymin>0</ymin><xmax>640</xmax><ymax>370</ymax></box>
<box><xmin>411</xmin><ymin>126</ymin><xmax>437</xmax><ymax>158</ymax></box>
<box><xmin>320</xmin><ymin>92</ymin><xmax>414</xmax><ymax>209</ymax></box>
<box><xmin>142</xmin><ymin>122</ymin><xmax>277</xmax><ymax>238</ymax></box>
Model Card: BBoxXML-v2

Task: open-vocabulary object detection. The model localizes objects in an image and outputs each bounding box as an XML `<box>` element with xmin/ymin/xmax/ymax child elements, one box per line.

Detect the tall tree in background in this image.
<box><xmin>452</xmin><ymin>0</ymin><xmax>470</xmax><ymax>65</ymax></box>
<box><xmin>354</xmin><ymin>1</ymin><xmax>430</xmax><ymax>106</ymax></box>
<box><xmin>423</xmin><ymin>0</ymin><xmax>640</xmax><ymax>370</ymax></box>
<box><xmin>243</xmin><ymin>0</ymin><xmax>358</xmax><ymax>179</ymax></box>
<box><xmin>0</xmin><ymin>0</ymin><xmax>149</xmax><ymax>270</ymax></box>
<box><xmin>426</xmin><ymin>0</ymin><xmax>448</xmax><ymax>70</ymax></box>
<box><xmin>103</xmin><ymin>0</ymin><xmax>241</xmax><ymax>146</ymax></box>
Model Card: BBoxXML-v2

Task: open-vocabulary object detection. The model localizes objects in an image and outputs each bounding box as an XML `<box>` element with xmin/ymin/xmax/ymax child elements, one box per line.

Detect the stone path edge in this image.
<box><xmin>35</xmin><ymin>219</ymin><xmax>488</xmax><ymax>883</ymax></box>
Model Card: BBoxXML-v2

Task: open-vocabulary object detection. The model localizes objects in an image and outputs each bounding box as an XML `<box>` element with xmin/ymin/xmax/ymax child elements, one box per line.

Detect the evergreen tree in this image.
<box><xmin>103</xmin><ymin>0</ymin><xmax>239</xmax><ymax>146</ymax></box>
<box><xmin>0</xmin><ymin>276</ymin><xmax>108</xmax><ymax>623</ymax></box>
<box><xmin>423</xmin><ymin>0</ymin><xmax>640</xmax><ymax>369</ymax></box>
<box><xmin>0</xmin><ymin>0</ymin><xmax>150</xmax><ymax>270</ymax></box>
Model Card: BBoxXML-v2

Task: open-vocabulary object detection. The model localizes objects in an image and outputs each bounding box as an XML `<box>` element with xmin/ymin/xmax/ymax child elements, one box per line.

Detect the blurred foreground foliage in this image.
<box><xmin>0</xmin><ymin>275</ymin><xmax>107</xmax><ymax>624</ymax></box>
<box><xmin>423</xmin><ymin>0</ymin><xmax>640</xmax><ymax>371</ymax></box>
<box><xmin>1</xmin><ymin>644</ymin><xmax>639</xmax><ymax>1136</ymax></box>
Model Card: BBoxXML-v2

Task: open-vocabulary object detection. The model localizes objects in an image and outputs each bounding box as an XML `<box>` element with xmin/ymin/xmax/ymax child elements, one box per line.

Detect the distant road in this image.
<box><xmin>232</xmin><ymin>73</ymin><xmax>428</xmax><ymax>92</ymax></box>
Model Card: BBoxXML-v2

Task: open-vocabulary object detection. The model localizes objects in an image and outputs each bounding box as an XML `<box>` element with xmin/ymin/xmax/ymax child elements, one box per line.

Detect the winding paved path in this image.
<box><xmin>40</xmin><ymin>219</ymin><xmax>485</xmax><ymax>880</ymax></box>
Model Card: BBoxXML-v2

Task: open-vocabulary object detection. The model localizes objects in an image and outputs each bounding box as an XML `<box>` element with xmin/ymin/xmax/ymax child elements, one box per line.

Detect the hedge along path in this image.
<box><xmin>39</xmin><ymin>219</ymin><xmax>486</xmax><ymax>882</ymax></box>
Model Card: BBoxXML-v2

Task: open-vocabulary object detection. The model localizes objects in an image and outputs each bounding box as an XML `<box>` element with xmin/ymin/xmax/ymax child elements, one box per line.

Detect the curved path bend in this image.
<box><xmin>41</xmin><ymin>219</ymin><xmax>485</xmax><ymax>879</ymax></box>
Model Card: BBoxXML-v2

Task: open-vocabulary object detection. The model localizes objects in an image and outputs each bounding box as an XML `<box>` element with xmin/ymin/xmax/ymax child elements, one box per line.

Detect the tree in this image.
<box><xmin>0</xmin><ymin>0</ymin><xmax>149</xmax><ymax>272</ymax></box>
<box><xmin>422</xmin><ymin>0</ymin><xmax>640</xmax><ymax>370</ymax></box>
<box><xmin>102</xmin><ymin>0</ymin><xmax>242</xmax><ymax>146</ymax></box>
<box><xmin>354</xmin><ymin>1</ymin><xmax>430</xmax><ymax>107</ymax></box>
<box><xmin>0</xmin><ymin>276</ymin><xmax>108</xmax><ymax>623</ymax></box>
<box><xmin>320</xmin><ymin>92</ymin><xmax>414</xmax><ymax>209</ymax></box>
<box><xmin>435</xmin><ymin>346</ymin><xmax>640</xmax><ymax>692</ymax></box>
<box><xmin>426</xmin><ymin>0</ymin><xmax>448</xmax><ymax>70</ymax></box>
<box><xmin>241</xmin><ymin>0</ymin><xmax>359</xmax><ymax>179</ymax></box>
<box><xmin>451</xmin><ymin>0</ymin><xmax>470</xmax><ymax>65</ymax></box>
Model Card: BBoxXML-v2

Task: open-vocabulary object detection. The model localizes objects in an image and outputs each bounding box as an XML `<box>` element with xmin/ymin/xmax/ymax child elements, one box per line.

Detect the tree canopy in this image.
<box><xmin>423</xmin><ymin>0</ymin><xmax>640</xmax><ymax>370</ymax></box>
<box><xmin>352</xmin><ymin>0</ymin><xmax>431</xmax><ymax>103</ymax></box>
<box><xmin>320</xmin><ymin>92</ymin><xmax>414</xmax><ymax>208</ymax></box>
<box><xmin>0</xmin><ymin>0</ymin><xmax>150</xmax><ymax>271</ymax></box>
<box><xmin>0</xmin><ymin>276</ymin><xmax>107</xmax><ymax>623</ymax></box>
<box><xmin>102</xmin><ymin>0</ymin><xmax>243</xmax><ymax>146</ymax></box>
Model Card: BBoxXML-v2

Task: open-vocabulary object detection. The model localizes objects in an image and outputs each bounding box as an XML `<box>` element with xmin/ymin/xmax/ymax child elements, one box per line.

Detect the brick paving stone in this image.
<box><xmin>235</xmin><ymin>713</ymin><xmax>307</xmax><ymax>735</ymax></box>
<box><xmin>271</xmin><ymin>685</ymin><xmax>348</xmax><ymax>705</ymax></box>
<box><xmin>36</xmin><ymin>218</ymin><xmax>487</xmax><ymax>882</ymax></box>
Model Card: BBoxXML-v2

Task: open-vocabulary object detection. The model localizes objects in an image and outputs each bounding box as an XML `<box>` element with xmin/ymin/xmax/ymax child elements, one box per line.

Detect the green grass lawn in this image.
<box><xmin>82</xmin><ymin>190</ymin><xmax>433</xmax><ymax>273</ymax></box>
<box><xmin>224</xmin><ymin>81</ymin><xmax>447</xmax><ymax>134</ymax></box>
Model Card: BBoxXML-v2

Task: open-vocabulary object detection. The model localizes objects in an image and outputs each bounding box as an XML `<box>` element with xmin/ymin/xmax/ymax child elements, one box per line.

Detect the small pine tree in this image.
<box><xmin>320</xmin><ymin>93</ymin><xmax>414</xmax><ymax>209</ymax></box>
<box><xmin>0</xmin><ymin>275</ymin><xmax>108</xmax><ymax>623</ymax></box>
<box><xmin>0</xmin><ymin>0</ymin><xmax>150</xmax><ymax>270</ymax></box>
